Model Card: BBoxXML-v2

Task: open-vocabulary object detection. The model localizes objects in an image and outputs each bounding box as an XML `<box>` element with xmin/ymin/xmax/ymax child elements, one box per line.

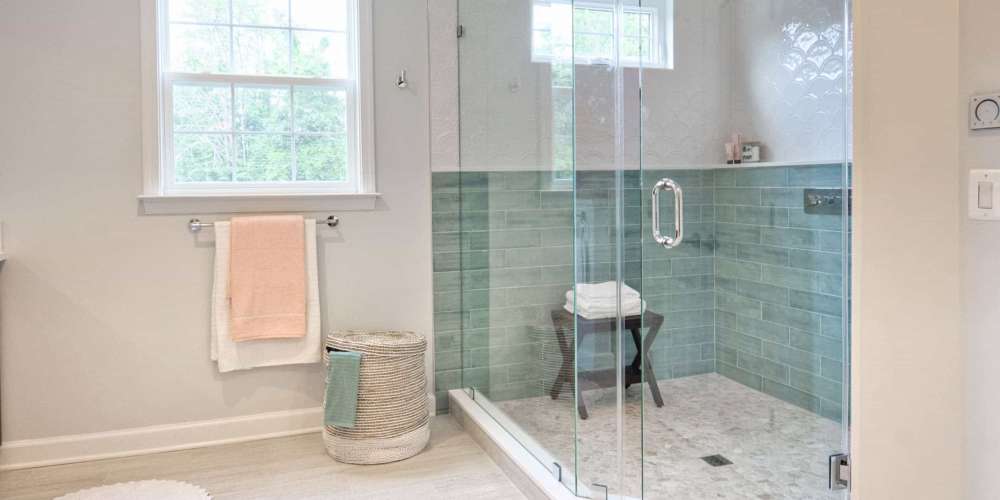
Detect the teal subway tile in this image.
<box><xmin>433</xmin><ymin>232</ymin><xmax>461</xmax><ymax>254</ymax></box>
<box><xmin>787</xmin><ymin>164</ymin><xmax>843</xmax><ymax>187</ymax></box>
<box><xmin>433</xmin><ymin>193</ymin><xmax>461</xmax><ymax>212</ymax></box>
<box><xmin>738</xmin><ymin>351</ymin><xmax>789</xmax><ymax>383</ymax></box>
<box><xmin>435</xmin><ymin>349</ymin><xmax>461</xmax><ymax>371</ymax></box>
<box><xmin>540</xmin><ymin>265</ymin><xmax>575</xmax><ymax>285</ymax></box>
<box><xmin>731</xmin><ymin>314</ymin><xmax>790</xmax><ymax>344</ymax></box>
<box><xmin>488</xmin><ymin>191</ymin><xmax>541</xmax><ymax>210</ymax></box>
<box><xmin>506</xmin><ymin>246</ymin><xmax>574</xmax><ymax>267</ymax></box>
<box><xmin>642</xmin><ymin>259</ymin><xmax>672</xmax><ymax>277</ymax></box>
<box><xmin>457</xmin><ymin>172</ymin><xmax>494</xmax><ymax>191</ymax></box>
<box><xmin>718</xmin><ymin>345</ymin><xmax>738</xmax><ymax>365</ymax></box>
<box><xmin>504</xmin><ymin>171</ymin><xmax>543</xmax><ymax>190</ymax></box>
<box><xmin>461</xmin><ymin>328</ymin><xmax>495</xmax><ymax>349</ymax></box>
<box><xmin>762</xmin><ymin>379</ymin><xmax>820</xmax><ymax>413</ymax></box>
<box><xmin>670</xmin><ymin>257</ymin><xmax>715</xmax><ymax>276</ymax></box>
<box><xmin>659</xmin><ymin>326</ymin><xmax>715</xmax><ymax>347</ymax></box>
<box><xmin>662</xmin><ymin>308</ymin><xmax>715</xmax><ymax>329</ymax></box>
<box><xmin>716</xmin><ymin>223</ymin><xmax>762</xmax><ymax>244</ymax></box>
<box><xmin>506</xmin><ymin>209</ymin><xmax>572</xmax><ymax>229</ymax></box>
<box><xmin>460</xmin><ymin>269</ymin><xmax>489</xmax><ymax>290</ymax></box>
<box><xmin>737</xmin><ymin>279</ymin><xmax>790</xmax><ymax>305</ymax></box>
<box><xmin>701</xmin><ymin>343</ymin><xmax>717</xmax><ymax>360</ymax></box>
<box><xmin>670</xmin><ymin>360</ymin><xmax>716</xmax><ymax>378</ymax></box>
<box><xmin>733</xmin><ymin>206</ymin><xmax>789</xmax><ymax>227</ymax></box>
<box><xmin>718</xmin><ymin>327</ymin><xmax>764</xmax><ymax>355</ymax></box>
<box><xmin>435</xmin><ymin>332</ymin><xmax>460</xmax><ymax>352</ymax></box>
<box><xmin>818</xmin><ymin>230</ymin><xmax>844</xmax><ymax>253</ymax></box>
<box><xmin>487</xmin><ymin>267</ymin><xmax>542</xmax><ymax>287</ymax></box>
<box><xmin>761</xmin><ymin>265</ymin><xmax>817</xmax><ymax>292</ymax></box>
<box><xmin>434</xmin><ymin>292</ymin><xmax>461</xmax><ymax>313</ymax></box>
<box><xmin>505</xmin><ymin>284</ymin><xmax>569</xmax><ymax>307</ymax></box>
<box><xmin>819</xmin><ymin>399</ymin><xmax>844</xmax><ymax>423</ymax></box>
<box><xmin>788</xmin><ymin>211</ymin><xmax>843</xmax><ymax>231</ymax></box>
<box><xmin>435</xmin><ymin>369</ymin><xmax>462</xmax><ymax>391</ymax></box>
<box><xmin>716</xmin><ymin>188</ymin><xmax>762</xmax><ymax>205</ymax></box>
<box><xmin>760</xmin><ymin>227</ymin><xmax>817</xmax><ymax>249</ymax></box>
<box><xmin>817</xmin><ymin>273</ymin><xmax>843</xmax><ymax>296</ymax></box>
<box><xmin>683</xmin><ymin>187</ymin><xmax>715</xmax><ymax>205</ymax></box>
<box><xmin>761</xmin><ymin>188</ymin><xmax>804</xmax><ymax>208</ymax></box>
<box><xmin>789</xmin><ymin>290</ymin><xmax>843</xmax><ymax>317</ymax></box>
<box><xmin>717</xmin><ymin>258</ymin><xmax>763</xmax><ymax>281</ymax></box>
<box><xmin>821</xmin><ymin>315</ymin><xmax>845</xmax><ymax>339</ymax></box>
<box><xmin>821</xmin><ymin>358</ymin><xmax>844</xmax><ymax>382</ymax></box>
<box><xmin>737</xmin><ymin>244</ymin><xmax>790</xmax><ymax>266</ymax></box>
<box><xmin>662</xmin><ymin>291</ymin><xmax>716</xmax><ymax>311</ymax></box>
<box><xmin>789</xmin><ymin>368</ymin><xmax>842</xmax><ymax>402</ymax></box>
<box><xmin>762</xmin><ymin>303</ymin><xmax>821</xmax><ymax>332</ymax></box>
<box><xmin>790</xmin><ymin>329</ymin><xmax>844</xmax><ymax>361</ymax></box>
<box><xmin>542</xmin><ymin>228</ymin><xmax>573</xmax><ymax>247</ymax></box>
<box><xmin>716</xmin><ymin>241</ymin><xmax>739</xmax><ymax>259</ymax></box>
<box><xmin>540</xmin><ymin>190</ymin><xmax>574</xmax><ymax>209</ymax></box>
<box><xmin>762</xmin><ymin>341</ymin><xmax>822</xmax><ymax>373</ymax></box>
<box><xmin>434</xmin><ymin>271</ymin><xmax>461</xmax><ymax>293</ymax></box>
<box><xmin>660</xmin><ymin>344</ymin><xmax>705</xmax><ymax>364</ymax></box>
<box><xmin>467</xmin><ymin>229</ymin><xmax>542</xmax><ymax>250</ymax></box>
<box><xmin>434</xmin><ymin>311</ymin><xmax>465</xmax><ymax>332</ymax></box>
<box><xmin>789</xmin><ymin>249</ymin><xmax>843</xmax><ymax>274</ymax></box>
<box><xmin>432</xmin><ymin>212</ymin><xmax>460</xmax><ymax>233</ymax></box>
<box><xmin>717</xmin><ymin>291</ymin><xmax>763</xmax><ymax>318</ymax></box>
<box><xmin>719</xmin><ymin>362</ymin><xmax>764</xmax><ymax>390</ymax></box>
<box><xmin>431</xmin><ymin>172</ymin><xmax>460</xmax><ymax>191</ymax></box>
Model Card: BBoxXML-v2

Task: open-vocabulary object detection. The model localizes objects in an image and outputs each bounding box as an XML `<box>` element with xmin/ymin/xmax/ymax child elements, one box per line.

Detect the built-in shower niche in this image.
<box><xmin>432</xmin><ymin>162</ymin><xmax>847</xmax><ymax>421</ymax></box>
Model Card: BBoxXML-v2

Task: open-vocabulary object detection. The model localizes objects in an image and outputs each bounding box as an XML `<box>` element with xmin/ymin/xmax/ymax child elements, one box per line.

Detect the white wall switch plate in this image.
<box><xmin>969</xmin><ymin>170</ymin><xmax>1000</xmax><ymax>219</ymax></box>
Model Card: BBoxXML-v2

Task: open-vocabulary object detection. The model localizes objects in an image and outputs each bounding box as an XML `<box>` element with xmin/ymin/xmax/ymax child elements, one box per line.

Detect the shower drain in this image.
<box><xmin>700</xmin><ymin>454</ymin><xmax>733</xmax><ymax>467</ymax></box>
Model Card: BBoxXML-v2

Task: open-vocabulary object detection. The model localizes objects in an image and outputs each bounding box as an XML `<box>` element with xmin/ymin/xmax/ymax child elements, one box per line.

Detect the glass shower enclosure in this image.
<box><xmin>436</xmin><ymin>0</ymin><xmax>852</xmax><ymax>497</ymax></box>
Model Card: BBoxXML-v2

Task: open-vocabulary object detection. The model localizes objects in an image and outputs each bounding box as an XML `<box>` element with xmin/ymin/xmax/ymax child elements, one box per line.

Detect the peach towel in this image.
<box><xmin>229</xmin><ymin>215</ymin><xmax>307</xmax><ymax>341</ymax></box>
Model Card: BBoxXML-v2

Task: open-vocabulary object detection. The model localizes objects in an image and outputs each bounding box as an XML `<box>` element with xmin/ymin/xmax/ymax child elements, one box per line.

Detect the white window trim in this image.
<box><xmin>139</xmin><ymin>0</ymin><xmax>377</xmax><ymax>215</ymax></box>
<box><xmin>530</xmin><ymin>0</ymin><xmax>674</xmax><ymax>70</ymax></box>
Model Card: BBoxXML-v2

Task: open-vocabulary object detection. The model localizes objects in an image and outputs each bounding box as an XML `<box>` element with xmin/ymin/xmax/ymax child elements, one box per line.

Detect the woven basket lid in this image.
<box><xmin>326</xmin><ymin>330</ymin><xmax>426</xmax><ymax>357</ymax></box>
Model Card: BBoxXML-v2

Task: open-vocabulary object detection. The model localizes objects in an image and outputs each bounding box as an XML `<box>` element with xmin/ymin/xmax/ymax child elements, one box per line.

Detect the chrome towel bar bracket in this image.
<box><xmin>188</xmin><ymin>215</ymin><xmax>340</xmax><ymax>233</ymax></box>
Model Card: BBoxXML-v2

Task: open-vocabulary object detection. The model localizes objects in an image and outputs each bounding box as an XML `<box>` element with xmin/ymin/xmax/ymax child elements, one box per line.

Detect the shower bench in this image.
<box><xmin>548</xmin><ymin>308</ymin><xmax>665</xmax><ymax>420</ymax></box>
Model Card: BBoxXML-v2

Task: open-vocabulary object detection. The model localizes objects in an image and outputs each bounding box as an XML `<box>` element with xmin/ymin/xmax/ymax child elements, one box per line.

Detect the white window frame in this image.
<box><xmin>139</xmin><ymin>0</ymin><xmax>377</xmax><ymax>214</ymax></box>
<box><xmin>531</xmin><ymin>0</ymin><xmax>674</xmax><ymax>70</ymax></box>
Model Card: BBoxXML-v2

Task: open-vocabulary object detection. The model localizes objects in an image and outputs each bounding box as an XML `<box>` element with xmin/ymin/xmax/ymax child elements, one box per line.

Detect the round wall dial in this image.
<box><xmin>971</xmin><ymin>94</ymin><xmax>1000</xmax><ymax>130</ymax></box>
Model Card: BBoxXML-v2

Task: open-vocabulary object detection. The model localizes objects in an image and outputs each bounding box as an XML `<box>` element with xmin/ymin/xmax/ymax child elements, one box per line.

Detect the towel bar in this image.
<box><xmin>188</xmin><ymin>216</ymin><xmax>340</xmax><ymax>233</ymax></box>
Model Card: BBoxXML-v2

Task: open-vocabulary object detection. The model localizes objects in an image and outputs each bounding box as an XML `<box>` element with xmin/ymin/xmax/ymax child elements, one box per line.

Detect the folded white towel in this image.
<box><xmin>565</xmin><ymin>295</ymin><xmax>645</xmax><ymax>320</ymax></box>
<box><xmin>211</xmin><ymin>220</ymin><xmax>321</xmax><ymax>373</ymax></box>
<box><xmin>566</xmin><ymin>282</ymin><xmax>641</xmax><ymax>306</ymax></box>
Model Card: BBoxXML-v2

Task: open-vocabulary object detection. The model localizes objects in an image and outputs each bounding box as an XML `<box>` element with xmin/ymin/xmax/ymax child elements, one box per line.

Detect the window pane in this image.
<box><xmin>173</xmin><ymin>83</ymin><xmax>232</xmax><ymax>131</ymax></box>
<box><xmin>234</xmin><ymin>27</ymin><xmax>291</xmax><ymax>75</ymax></box>
<box><xmin>235</xmin><ymin>134</ymin><xmax>292</xmax><ymax>181</ymax></box>
<box><xmin>174</xmin><ymin>134</ymin><xmax>233</xmax><ymax>182</ymax></box>
<box><xmin>295</xmin><ymin>135</ymin><xmax>347</xmax><ymax>181</ymax></box>
<box><xmin>575</xmin><ymin>33</ymin><xmax>613</xmax><ymax>60</ymax></box>
<box><xmin>533</xmin><ymin>30</ymin><xmax>552</xmax><ymax>59</ymax></box>
<box><xmin>169</xmin><ymin>24</ymin><xmax>231</xmax><ymax>73</ymax></box>
<box><xmin>292</xmin><ymin>31</ymin><xmax>348</xmax><ymax>78</ymax></box>
<box><xmin>233</xmin><ymin>0</ymin><xmax>290</xmax><ymax>26</ymax></box>
<box><xmin>168</xmin><ymin>0</ymin><xmax>229</xmax><ymax>24</ymax></box>
<box><xmin>294</xmin><ymin>88</ymin><xmax>346</xmax><ymax>133</ymax></box>
<box><xmin>574</xmin><ymin>8</ymin><xmax>612</xmax><ymax>34</ymax></box>
<box><xmin>291</xmin><ymin>0</ymin><xmax>348</xmax><ymax>31</ymax></box>
<box><xmin>235</xmin><ymin>86</ymin><xmax>290</xmax><ymax>132</ymax></box>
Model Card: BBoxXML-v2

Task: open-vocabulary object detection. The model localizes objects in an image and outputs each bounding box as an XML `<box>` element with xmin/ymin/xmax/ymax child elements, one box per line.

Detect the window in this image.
<box><xmin>532</xmin><ymin>1</ymin><xmax>672</xmax><ymax>69</ymax></box>
<box><xmin>142</xmin><ymin>0</ymin><xmax>374</xmax><ymax>205</ymax></box>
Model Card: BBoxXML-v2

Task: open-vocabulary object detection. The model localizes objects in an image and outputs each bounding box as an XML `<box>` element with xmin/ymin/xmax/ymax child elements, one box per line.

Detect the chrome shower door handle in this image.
<box><xmin>651</xmin><ymin>178</ymin><xmax>684</xmax><ymax>249</ymax></box>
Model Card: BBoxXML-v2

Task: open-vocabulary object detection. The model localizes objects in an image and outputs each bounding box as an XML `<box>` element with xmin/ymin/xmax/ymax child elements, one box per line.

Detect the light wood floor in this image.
<box><xmin>0</xmin><ymin>416</ymin><xmax>526</xmax><ymax>500</ymax></box>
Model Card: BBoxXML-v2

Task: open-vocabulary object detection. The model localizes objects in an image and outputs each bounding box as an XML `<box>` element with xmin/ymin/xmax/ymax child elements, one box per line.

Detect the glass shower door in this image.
<box><xmin>636</xmin><ymin>0</ymin><xmax>852</xmax><ymax>498</ymax></box>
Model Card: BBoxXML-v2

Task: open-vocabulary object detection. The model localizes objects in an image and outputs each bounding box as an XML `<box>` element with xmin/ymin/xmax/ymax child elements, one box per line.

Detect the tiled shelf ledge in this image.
<box><xmin>441</xmin><ymin>160</ymin><xmax>848</xmax><ymax>173</ymax></box>
<box><xmin>138</xmin><ymin>192</ymin><xmax>380</xmax><ymax>216</ymax></box>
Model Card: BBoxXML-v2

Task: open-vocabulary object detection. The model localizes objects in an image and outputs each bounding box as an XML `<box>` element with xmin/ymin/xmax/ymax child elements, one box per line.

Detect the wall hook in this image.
<box><xmin>396</xmin><ymin>69</ymin><xmax>408</xmax><ymax>89</ymax></box>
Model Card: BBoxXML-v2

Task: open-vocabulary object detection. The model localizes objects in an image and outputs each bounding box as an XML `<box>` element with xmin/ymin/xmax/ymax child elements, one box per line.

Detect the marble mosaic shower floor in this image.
<box><xmin>494</xmin><ymin>373</ymin><xmax>843</xmax><ymax>500</ymax></box>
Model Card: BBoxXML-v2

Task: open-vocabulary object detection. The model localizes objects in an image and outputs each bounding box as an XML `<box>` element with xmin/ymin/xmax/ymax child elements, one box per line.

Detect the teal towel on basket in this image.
<box><xmin>325</xmin><ymin>351</ymin><xmax>362</xmax><ymax>428</ymax></box>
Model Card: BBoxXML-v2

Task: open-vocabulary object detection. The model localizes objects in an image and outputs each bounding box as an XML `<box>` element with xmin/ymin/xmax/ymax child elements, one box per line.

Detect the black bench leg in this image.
<box><xmin>642</xmin><ymin>317</ymin><xmax>665</xmax><ymax>408</ymax></box>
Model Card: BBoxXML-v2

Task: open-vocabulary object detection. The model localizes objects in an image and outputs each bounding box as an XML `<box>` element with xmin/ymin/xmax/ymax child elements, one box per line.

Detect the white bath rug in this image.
<box><xmin>55</xmin><ymin>479</ymin><xmax>211</xmax><ymax>500</ymax></box>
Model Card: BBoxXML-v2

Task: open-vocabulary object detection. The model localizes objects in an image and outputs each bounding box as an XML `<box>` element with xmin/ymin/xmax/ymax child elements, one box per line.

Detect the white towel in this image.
<box><xmin>564</xmin><ymin>281</ymin><xmax>645</xmax><ymax>319</ymax></box>
<box><xmin>211</xmin><ymin>220</ymin><xmax>321</xmax><ymax>373</ymax></box>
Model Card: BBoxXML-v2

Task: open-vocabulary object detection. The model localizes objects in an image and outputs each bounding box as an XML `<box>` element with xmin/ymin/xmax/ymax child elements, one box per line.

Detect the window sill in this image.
<box><xmin>138</xmin><ymin>192</ymin><xmax>380</xmax><ymax>215</ymax></box>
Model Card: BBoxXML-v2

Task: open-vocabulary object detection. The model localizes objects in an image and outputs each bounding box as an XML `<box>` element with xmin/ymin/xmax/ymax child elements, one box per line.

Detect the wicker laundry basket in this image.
<box><xmin>322</xmin><ymin>330</ymin><xmax>429</xmax><ymax>464</ymax></box>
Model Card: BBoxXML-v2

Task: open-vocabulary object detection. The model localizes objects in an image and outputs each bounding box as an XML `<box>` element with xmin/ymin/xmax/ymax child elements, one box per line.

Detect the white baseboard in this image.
<box><xmin>0</xmin><ymin>407</ymin><xmax>323</xmax><ymax>471</ymax></box>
